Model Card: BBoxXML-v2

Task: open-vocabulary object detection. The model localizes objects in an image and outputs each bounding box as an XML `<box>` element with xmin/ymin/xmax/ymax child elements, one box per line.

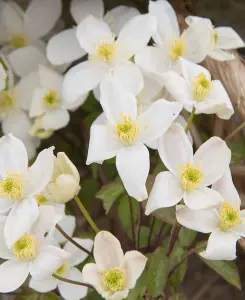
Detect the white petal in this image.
<box><xmin>62</xmin><ymin>61</ymin><xmax>108</xmax><ymax>103</ymax></box>
<box><xmin>43</xmin><ymin>109</ymin><xmax>70</xmax><ymax>130</ymax></box>
<box><xmin>94</xmin><ymin>231</ymin><xmax>124</xmax><ymax>270</ymax></box>
<box><xmin>0</xmin><ymin>260</ymin><xmax>29</xmax><ymax>293</ymax></box>
<box><xmin>200</xmin><ymin>230</ymin><xmax>240</xmax><ymax>260</ymax></box>
<box><xmin>47</xmin><ymin>28</ymin><xmax>86</xmax><ymax>65</ymax></box>
<box><xmin>58</xmin><ymin>267</ymin><xmax>88</xmax><ymax>300</ymax></box>
<box><xmin>194</xmin><ymin>137</ymin><xmax>231</xmax><ymax>186</ymax></box>
<box><xmin>116</xmin><ymin>14</ymin><xmax>157</xmax><ymax>61</ymax></box>
<box><xmin>0</xmin><ymin>198</ymin><xmax>12</xmax><ymax>216</ymax></box>
<box><xmin>0</xmin><ymin>216</ymin><xmax>14</xmax><ymax>259</ymax></box>
<box><xmin>29</xmin><ymin>276</ymin><xmax>57</xmax><ymax>293</ymax></box>
<box><xmin>1</xmin><ymin>2</ymin><xmax>25</xmax><ymax>36</ymax></box>
<box><xmin>39</xmin><ymin>65</ymin><xmax>63</xmax><ymax>91</ymax></box>
<box><xmin>208</xmin><ymin>49</ymin><xmax>235</xmax><ymax>61</ymax></box>
<box><xmin>109</xmin><ymin>290</ymin><xmax>129</xmax><ymax>300</ymax></box>
<box><xmin>175</xmin><ymin>115</ymin><xmax>193</xmax><ymax>144</ymax></box>
<box><xmin>22</xmin><ymin>137</ymin><xmax>40</xmax><ymax>160</ymax></box>
<box><xmin>64</xmin><ymin>238</ymin><xmax>93</xmax><ymax>266</ymax></box>
<box><xmin>184</xmin><ymin>187</ymin><xmax>222</xmax><ymax>210</ymax></box>
<box><xmin>116</xmin><ymin>144</ymin><xmax>149</xmax><ymax>202</ymax></box>
<box><xmin>176</xmin><ymin>204</ymin><xmax>219</xmax><ymax>233</ymax></box>
<box><xmin>27</xmin><ymin>147</ymin><xmax>54</xmax><ymax>196</ymax></box>
<box><xmin>234</xmin><ymin>215</ymin><xmax>245</xmax><ymax>237</ymax></box>
<box><xmin>215</xmin><ymin>27</ymin><xmax>245</xmax><ymax>50</ymax></box>
<box><xmin>30</xmin><ymin>245</ymin><xmax>70</xmax><ymax>280</ymax></box>
<box><xmin>145</xmin><ymin>171</ymin><xmax>183</xmax><ymax>215</ymax></box>
<box><xmin>29</xmin><ymin>87</ymin><xmax>47</xmax><ymax>118</ymax></box>
<box><xmin>71</xmin><ymin>0</ymin><xmax>104</xmax><ymax>24</ymax></box>
<box><xmin>24</xmin><ymin>0</ymin><xmax>62</xmax><ymax>40</ymax></box>
<box><xmin>5</xmin><ymin>197</ymin><xmax>39</xmax><ymax>248</ymax></box>
<box><xmin>63</xmin><ymin>92</ymin><xmax>89</xmax><ymax>111</ymax></box>
<box><xmin>124</xmin><ymin>251</ymin><xmax>147</xmax><ymax>289</ymax></box>
<box><xmin>137</xmin><ymin>74</ymin><xmax>163</xmax><ymax>104</ymax></box>
<box><xmin>82</xmin><ymin>263</ymin><xmax>104</xmax><ymax>293</ymax></box>
<box><xmin>53</xmin><ymin>215</ymin><xmax>76</xmax><ymax>244</ymax></box>
<box><xmin>158</xmin><ymin>123</ymin><xmax>193</xmax><ymax>175</ymax></box>
<box><xmin>180</xmin><ymin>58</ymin><xmax>211</xmax><ymax>84</ymax></box>
<box><xmin>104</xmin><ymin>6</ymin><xmax>139</xmax><ymax>36</ymax></box>
<box><xmin>76</xmin><ymin>15</ymin><xmax>113</xmax><ymax>54</ymax></box>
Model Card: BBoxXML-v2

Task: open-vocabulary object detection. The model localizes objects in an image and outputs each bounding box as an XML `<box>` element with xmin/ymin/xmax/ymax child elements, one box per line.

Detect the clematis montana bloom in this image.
<box><xmin>146</xmin><ymin>123</ymin><xmax>231</xmax><ymax>214</ymax></box>
<box><xmin>177</xmin><ymin>168</ymin><xmax>245</xmax><ymax>260</ymax></box>
<box><xmin>82</xmin><ymin>231</ymin><xmax>147</xmax><ymax>300</ymax></box>
<box><xmin>86</xmin><ymin>80</ymin><xmax>183</xmax><ymax>201</ymax></box>
<box><xmin>164</xmin><ymin>58</ymin><xmax>234</xmax><ymax>119</ymax></box>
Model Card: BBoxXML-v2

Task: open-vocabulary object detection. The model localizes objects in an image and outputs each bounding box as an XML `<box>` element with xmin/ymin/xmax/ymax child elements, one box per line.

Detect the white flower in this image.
<box><xmin>62</xmin><ymin>13</ymin><xmax>157</xmax><ymax>103</ymax></box>
<box><xmin>47</xmin><ymin>0</ymin><xmax>139</xmax><ymax>66</ymax></box>
<box><xmin>82</xmin><ymin>231</ymin><xmax>147</xmax><ymax>300</ymax></box>
<box><xmin>0</xmin><ymin>205</ymin><xmax>68</xmax><ymax>293</ymax></box>
<box><xmin>43</xmin><ymin>152</ymin><xmax>80</xmax><ymax>204</ymax></box>
<box><xmin>186</xmin><ymin>16</ymin><xmax>245</xmax><ymax>61</ymax></box>
<box><xmin>86</xmin><ymin>80</ymin><xmax>182</xmax><ymax>201</ymax></box>
<box><xmin>0</xmin><ymin>62</ymin><xmax>7</xmax><ymax>91</ymax></box>
<box><xmin>0</xmin><ymin>0</ymin><xmax>62</xmax><ymax>77</ymax></box>
<box><xmin>53</xmin><ymin>208</ymin><xmax>76</xmax><ymax>244</ymax></box>
<box><xmin>0</xmin><ymin>134</ymin><xmax>54</xmax><ymax>248</ymax></box>
<box><xmin>135</xmin><ymin>0</ymin><xmax>212</xmax><ymax>79</ymax></box>
<box><xmin>177</xmin><ymin>168</ymin><xmax>245</xmax><ymax>260</ymax></box>
<box><xmin>146</xmin><ymin>123</ymin><xmax>231</xmax><ymax>214</ymax></box>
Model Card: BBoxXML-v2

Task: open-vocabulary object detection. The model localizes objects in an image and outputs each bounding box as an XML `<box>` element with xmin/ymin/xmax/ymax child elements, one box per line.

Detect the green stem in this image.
<box><xmin>225</xmin><ymin>121</ymin><xmax>245</xmax><ymax>141</ymax></box>
<box><xmin>185</xmin><ymin>107</ymin><xmax>196</xmax><ymax>133</ymax></box>
<box><xmin>167</xmin><ymin>221</ymin><xmax>181</xmax><ymax>257</ymax></box>
<box><xmin>53</xmin><ymin>274</ymin><xmax>94</xmax><ymax>289</ymax></box>
<box><xmin>147</xmin><ymin>217</ymin><xmax>156</xmax><ymax>248</ymax></box>
<box><xmin>74</xmin><ymin>195</ymin><xmax>99</xmax><ymax>234</ymax></box>
<box><xmin>128</xmin><ymin>195</ymin><xmax>136</xmax><ymax>248</ymax></box>
<box><xmin>137</xmin><ymin>202</ymin><xmax>142</xmax><ymax>250</ymax></box>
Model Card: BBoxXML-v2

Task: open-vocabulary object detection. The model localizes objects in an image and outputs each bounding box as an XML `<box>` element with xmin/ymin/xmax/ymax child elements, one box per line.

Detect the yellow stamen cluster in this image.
<box><xmin>103</xmin><ymin>268</ymin><xmax>125</xmax><ymax>292</ymax></box>
<box><xmin>0</xmin><ymin>91</ymin><xmax>15</xmax><ymax>118</ymax></box>
<box><xmin>96</xmin><ymin>42</ymin><xmax>116</xmax><ymax>63</ymax></box>
<box><xmin>13</xmin><ymin>234</ymin><xmax>37</xmax><ymax>261</ymax></box>
<box><xmin>11</xmin><ymin>34</ymin><xmax>29</xmax><ymax>48</ymax></box>
<box><xmin>115</xmin><ymin>115</ymin><xmax>139</xmax><ymax>145</ymax></box>
<box><xmin>219</xmin><ymin>201</ymin><xmax>242</xmax><ymax>231</ymax></box>
<box><xmin>213</xmin><ymin>31</ymin><xmax>219</xmax><ymax>48</ymax></box>
<box><xmin>193</xmin><ymin>73</ymin><xmax>213</xmax><ymax>101</ymax></box>
<box><xmin>29</xmin><ymin>116</ymin><xmax>54</xmax><ymax>139</ymax></box>
<box><xmin>36</xmin><ymin>194</ymin><xmax>49</xmax><ymax>205</ymax></box>
<box><xmin>0</xmin><ymin>173</ymin><xmax>23</xmax><ymax>200</ymax></box>
<box><xmin>43</xmin><ymin>89</ymin><xmax>61</xmax><ymax>109</ymax></box>
<box><xmin>55</xmin><ymin>263</ymin><xmax>68</xmax><ymax>276</ymax></box>
<box><xmin>180</xmin><ymin>163</ymin><xmax>204</xmax><ymax>191</ymax></box>
<box><xmin>169</xmin><ymin>39</ymin><xmax>185</xmax><ymax>61</ymax></box>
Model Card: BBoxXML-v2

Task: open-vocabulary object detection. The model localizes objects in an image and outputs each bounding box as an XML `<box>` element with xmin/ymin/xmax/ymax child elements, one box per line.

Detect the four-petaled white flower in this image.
<box><xmin>146</xmin><ymin>123</ymin><xmax>231</xmax><ymax>214</ymax></box>
<box><xmin>0</xmin><ymin>62</ymin><xmax>7</xmax><ymax>91</ymax></box>
<box><xmin>177</xmin><ymin>168</ymin><xmax>245</xmax><ymax>260</ymax></box>
<box><xmin>82</xmin><ymin>231</ymin><xmax>147</xmax><ymax>300</ymax></box>
<box><xmin>185</xmin><ymin>16</ymin><xmax>245</xmax><ymax>61</ymax></box>
<box><xmin>164</xmin><ymin>58</ymin><xmax>234</xmax><ymax>119</ymax></box>
<box><xmin>86</xmin><ymin>80</ymin><xmax>183</xmax><ymax>201</ymax></box>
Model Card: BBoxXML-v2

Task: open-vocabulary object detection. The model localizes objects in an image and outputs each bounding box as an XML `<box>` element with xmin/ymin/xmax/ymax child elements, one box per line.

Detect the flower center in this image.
<box><xmin>219</xmin><ymin>201</ymin><xmax>242</xmax><ymax>231</ymax></box>
<box><xmin>115</xmin><ymin>115</ymin><xmax>139</xmax><ymax>145</ymax></box>
<box><xmin>55</xmin><ymin>263</ymin><xmax>68</xmax><ymax>276</ymax></box>
<box><xmin>13</xmin><ymin>234</ymin><xmax>37</xmax><ymax>261</ymax></box>
<box><xmin>213</xmin><ymin>31</ymin><xmax>219</xmax><ymax>48</ymax></box>
<box><xmin>43</xmin><ymin>89</ymin><xmax>61</xmax><ymax>109</ymax></box>
<box><xmin>36</xmin><ymin>194</ymin><xmax>49</xmax><ymax>205</ymax></box>
<box><xmin>169</xmin><ymin>39</ymin><xmax>185</xmax><ymax>61</ymax></box>
<box><xmin>0</xmin><ymin>91</ymin><xmax>15</xmax><ymax>118</ymax></box>
<box><xmin>193</xmin><ymin>73</ymin><xmax>213</xmax><ymax>101</ymax></box>
<box><xmin>0</xmin><ymin>173</ymin><xmax>23</xmax><ymax>200</ymax></box>
<box><xmin>96</xmin><ymin>42</ymin><xmax>116</xmax><ymax>63</ymax></box>
<box><xmin>103</xmin><ymin>268</ymin><xmax>125</xmax><ymax>292</ymax></box>
<box><xmin>29</xmin><ymin>116</ymin><xmax>54</xmax><ymax>139</ymax></box>
<box><xmin>180</xmin><ymin>163</ymin><xmax>204</xmax><ymax>191</ymax></box>
<box><xmin>11</xmin><ymin>34</ymin><xmax>29</xmax><ymax>48</ymax></box>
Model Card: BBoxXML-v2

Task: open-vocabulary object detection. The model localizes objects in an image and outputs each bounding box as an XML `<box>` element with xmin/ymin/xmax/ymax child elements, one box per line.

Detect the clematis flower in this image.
<box><xmin>0</xmin><ymin>0</ymin><xmax>62</xmax><ymax>77</ymax></box>
<box><xmin>164</xmin><ymin>58</ymin><xmax>234</xmax><ymax>119</ymax></box>
<box><xmin>177</xmin><ymin>168</ymin><xmax>245</xmax><ymax>260</ymax></box>
<box><xmin>0</xmin><ymin>205</ymin><xmax>69</xmax><ymax>293</ymax></box>
<box><xmin>62</xmin><ymin>13</ymin><xmax>157</xmax><ymax>103</ymax></box>
<box><xmin>86</xmin><ymin>80</ymin><xmax>183</xmax><ymax>201</ymax></box>
<box><xmin>82</xmin><ymin>231</ymin><xmax>147</xmax><ymax>300</ymax></box>
<box><xmin>0</xmin><ymin>134</ymin><xmax>54</xmax><ymax>248</ymax></box>
<box><xmin>185</xmin><ymin>16</ymin><xmax>245</xmax><ymax>61</ymax></box>
<box><xmin>145</xmin><ymin>123</ymin><xmax>231</xmax><ymax>214</ymax></box>
<box><xmin>0</xmin><ymin>62</ymin><xmax>7</xmax><ymax>90</ymax></box>
<box><xmin>47</xmin><ymin>0</ymin><xmax>139</xmax><ymax>66</ymax></box>
<box><xmin>135</xmin><ymin>0</ymin><xmax>212</xmax><ymax>79</ymax></box>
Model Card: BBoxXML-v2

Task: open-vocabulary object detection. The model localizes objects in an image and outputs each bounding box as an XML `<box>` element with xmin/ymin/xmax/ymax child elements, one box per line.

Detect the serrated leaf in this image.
<box><xmin>147</xmin><ymin>248</ymin><xmax>169</xmax><ymax>297</ymax></box>
<box><xmin>179</xmin><ymin>227</ymin><xmax>197</xmax><ymax>248</ymax></box>
<box><xmin>199</xmin><ymin>257</ymin><xmax>241</xmax><ymax>290</ymax></box>
<box><xmin>118</xmin><ymin>195</ymin><xmax>138</xmax><ymax>232</ymax></box>
<box><xmin>127</xmin><ymin>270</ymin><xmax>147</xmax><ymax>299</ymax></box>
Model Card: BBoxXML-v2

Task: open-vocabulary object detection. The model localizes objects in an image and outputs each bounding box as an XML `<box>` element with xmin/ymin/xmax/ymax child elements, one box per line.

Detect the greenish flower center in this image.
<box><xmin>11</xmin><ymin>34</ymin><xmax>29</xmax><ymax>48</ymax></box>
<box><xmin>43</xmin><ymin>89</ymin><xmax>61</xmax><ymax>109</ymax></box>
<box><xmin>96</xmin><ymin>42</ymin><xmax>115</xmax><ymax>62</ymax></box>
<box><xmin>219</xmin><ymin>201</ymin><xmax>242</xmax><ymax>231</ymax></box>
<box><xmin>56</xmin><ymin>263</ymin><xmax>68</xmax><ymax>276</ymax></box>
<box><xmin>115</xmin><ymin>115</ymin><xmax>139</xmax><ymax>145</ymax></box>
<box><xmin>13</xmin><ymin>234</ymin><xmax>37</xmax><ymax>261</ymax></box>
<box><xmin>169</xmin><ymin>39</ymin><xmax>185</xmax><ymax>61</ymax></box>
<box><xmin>103</xmin><ymin>268</ymin><xmax>125</xmax><ymax>292</ymax></box>
<box><xmin>0</xmin><ymin>173</ymin><xmax>23</xmax><ymax>200</ymax></box>
<box><xmin>193</xmin><ymin>73</ymin><xmax>213</xmax><ymax>101</ymax></box>
<box><xmin>181</xmin><ymin>163</ymin><xmax>204</xmax><ymax>191</ymax></box>
<box><xmin>36</xmin><ymin>194</ymin><xmax>49</xmax><ymax>205</ymax></box>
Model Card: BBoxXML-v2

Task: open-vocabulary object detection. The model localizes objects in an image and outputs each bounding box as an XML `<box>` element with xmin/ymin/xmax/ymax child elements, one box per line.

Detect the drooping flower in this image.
<box><xmin>82</xmin><ymin>231</ymin><xmax>147</xmax><ymax>300</ymax></box>
<box><xmin>185</xmin><ymin>16</ymin><xmax>245</xmax><ymax>61</ymax></box>
<box><xmin>177</xmin><ymin>168</ymin><xmax>245</xmax><ymax>260</ymax></box>
<box><xmin>86</xmin><ymin>80</ymin><xmax>182</xmax><ymax>201</ymax></box>
<box><xmin>164</xmin><ymin>58</ymin><xmax>234</xmax><ymax>119</ymax></box>
<box><xmin>145</xmin><ymin>123</ymin><xmax>231</xmax><ymax>214</ymax></box>
<box><xmin>0</xmin><ymin>205</ymin><xmax>68</xmax><ymax>293</ymax></box>
<box><xmin>62</xmin><ymin>13</ymin><xmax>157</xmax><ymax>103</ymax></box>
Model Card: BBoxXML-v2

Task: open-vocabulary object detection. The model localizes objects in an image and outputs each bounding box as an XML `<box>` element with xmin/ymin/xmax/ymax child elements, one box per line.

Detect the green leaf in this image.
<box><xmin>118</xmin><ymin>195</ymin><xmax>138</xmax><ymax>232</ymax></box>
<box><xmin>128</xmin><ymin>226</ymin><xmax>150</xmax><ymax>248</ymax></box>
<box><xmin>179</xmin><ymin>227</ymin><xmax>197</xmax><ymax>248</ymax></box>
<box><xmin>96</xmin><ymin>179</ymin><xmax>125</xmax><ymax>214</ymax></box>
<box><xmin>127</xmin><ymin>270</ymin><xmax>147</xmax><ymax>299</ymax></box>
<box><xmin>16</xmin><ymin>289</ymin><xmax>39</xmax><ymax>300</ymax></box>
<box><xmin>39</xmin><ymin>292</ymin><xmax>62</xmax><ymax>300</ymax></box>
<box><xmin>228</xmin><ymin>141</ymin><xmax>245</xmax><ymax>164</ymax></box>
<box><xmin>152</xmin><ymin>207</ymin><xmax>176</xmax><ymax>225</ymax></box>
<box><xmin>85</xmin><ymin>290</ymin><xmax>103</xmax><ymax>299</ymax></box>
<box><xmin>199</xmin><ymin>257</ymin><xmax>241</xmax><ymax>290</ymax></box>
<box><xmin>147</xmin><ymin>248</ymin><xmax>169</xmax><ymax>297</ymax></box>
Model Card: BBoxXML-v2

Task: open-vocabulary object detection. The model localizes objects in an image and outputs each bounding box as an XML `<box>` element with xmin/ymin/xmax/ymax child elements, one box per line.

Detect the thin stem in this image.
<box><xmin>147</xmin><ymin>217</ymin><xmax>156</xmax><ymax>248</ymax></box>
<box><xmin>53</xmin><ymin>274</ymin><xmax>94</xmax><ymax>289</ymax></box>
<box><xmin>225</xmin><ymin>121</ymin><xmax>245</xmax><ymax>141</ymax></box>
<box><xmin>55</xmin><ymin>224</ymin><xmax>92</xmax><ymax>256</ymax></box>
<box><xmin>185</xmin><ymin>107</ymin><xmax>196</xmax><ymax>133</ymax></box>
<box><xmin>137</xmin><ymin>202</ymin><xmax>142</xmax><ymax>250</ymax></box>
<box><xmin>167</xmin><ymin>221</ymin><xmax>181</xmax><ymax>257</ymax></box>
<box><xmin>128</xmin><ymin>195</ymin><xmax>136</xmax><ymax>248</ymax></box>
<box><xmin>74</xmin><ymin>195</ymin><xmax>99</xmax><ymax>234</ymax></box>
